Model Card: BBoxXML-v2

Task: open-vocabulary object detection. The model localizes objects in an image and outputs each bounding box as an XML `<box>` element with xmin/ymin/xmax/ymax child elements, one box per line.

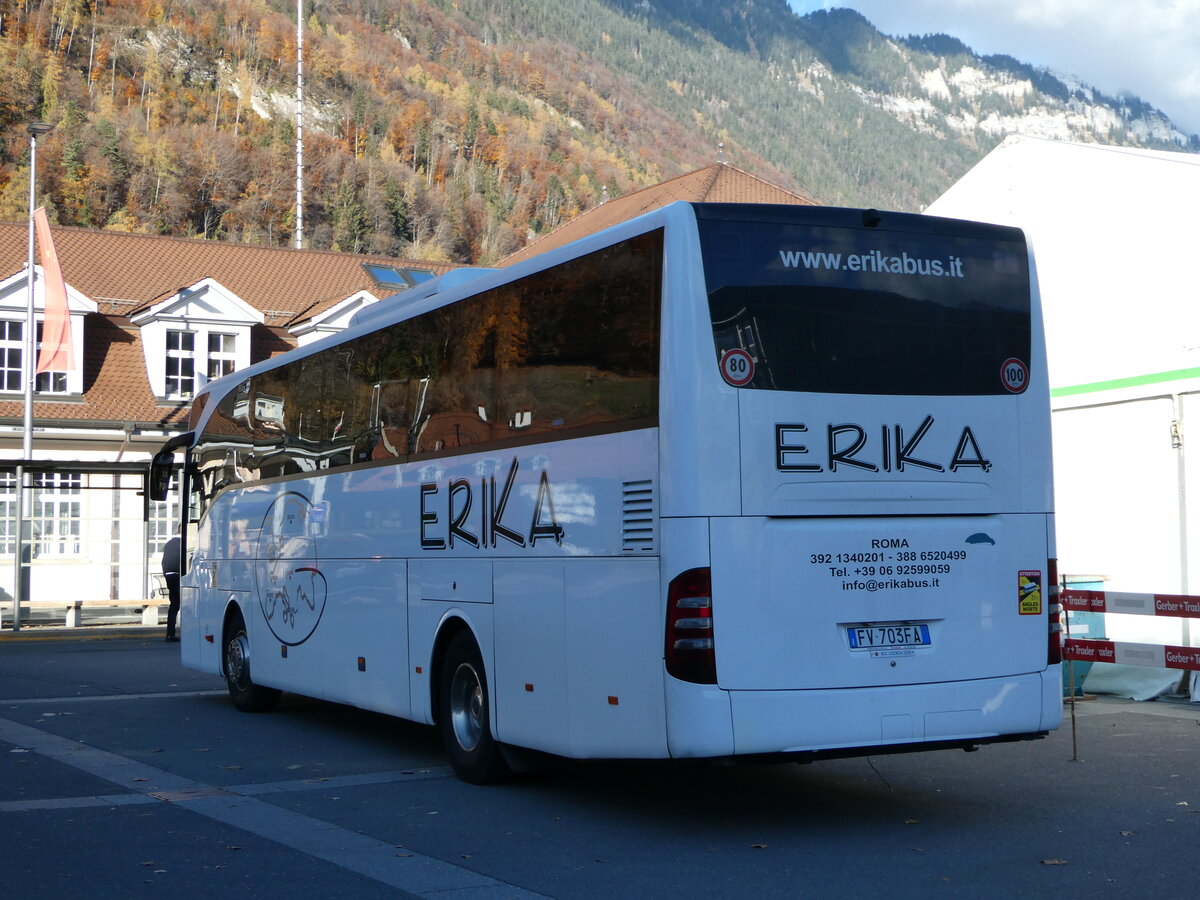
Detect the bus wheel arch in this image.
<box><xmin>433</xmin><ymin>622</ymin><xmax>509</xmax><ymax>784</ymax></box>
<box><xmin>428</xmin><ymin>617</ymin><xmax>469</xmax><ymax>726</ymax></box>
<box><xmin>222</xmin><ymin>602</ymin><xmax>281</xmax><ymax>713</ymax></box>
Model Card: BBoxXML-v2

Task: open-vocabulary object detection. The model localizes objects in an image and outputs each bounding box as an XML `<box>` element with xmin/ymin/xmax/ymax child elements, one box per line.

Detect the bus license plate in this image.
<box><xmin>847</xmin><ymin>624</ymin><xmax>931</xmax><ymax>651</ymax></box>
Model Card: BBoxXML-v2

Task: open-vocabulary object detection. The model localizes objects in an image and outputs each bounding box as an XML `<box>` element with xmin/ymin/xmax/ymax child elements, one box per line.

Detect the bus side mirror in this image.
<box><xmin>149</xmin><ymin>431</ymin><xmax>194</xmax><ymax>502</ymax></box>
<box><xmin>149</xmin><ymin>448</ymin><xmax>174</xmax><ymax>501</ymax></box>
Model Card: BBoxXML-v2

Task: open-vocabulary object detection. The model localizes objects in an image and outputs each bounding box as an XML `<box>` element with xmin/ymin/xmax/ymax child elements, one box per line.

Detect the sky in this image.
<box><xmin>786</xmin><ymin>1</ymin><xmax>1200</xmax><ymax>136</ymax></box>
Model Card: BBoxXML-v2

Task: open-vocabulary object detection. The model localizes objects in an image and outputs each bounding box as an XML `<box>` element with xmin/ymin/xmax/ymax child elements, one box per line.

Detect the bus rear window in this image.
<box><xmin>698</xmin><ymin>210</ymin><xmax>1031</xmax><ymax>396</ymax></box>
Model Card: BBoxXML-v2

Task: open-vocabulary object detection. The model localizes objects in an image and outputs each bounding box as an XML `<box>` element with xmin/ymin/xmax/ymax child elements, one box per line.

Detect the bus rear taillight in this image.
<box><xmin>666</xmin><ymin>568</ymin><xmax>716</xmax><ymax>684</ymax></box>
<box><xmin>1047</xmin><ymin>557</ymin><xmax>1062</xmax><ymax>665</ymax></box>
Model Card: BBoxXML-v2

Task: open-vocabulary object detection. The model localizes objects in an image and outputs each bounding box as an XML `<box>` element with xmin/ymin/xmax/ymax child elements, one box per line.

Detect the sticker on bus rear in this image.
<box><xmin>1001</xmin><ymin>358</ymin><xmax>1029</xmax><ymax>393</ymax></box>
<box><xmin>720</xmin><ymin>348</ymin><xmax>755</xmax><ymax>386</ymax></box>
<box><xmin>1018</xmin><ymin>570</ymin><xmax>1042</xmax><ymax>615</ymax></box>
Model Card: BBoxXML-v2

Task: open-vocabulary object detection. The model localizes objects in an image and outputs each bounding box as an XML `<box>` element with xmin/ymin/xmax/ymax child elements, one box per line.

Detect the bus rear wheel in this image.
<box><xmin>224</xmin><ymin>611</ymin><xmax>281</xmax><ymax>713</ymax></box>
<box><xmin>438</xmin><ymin>631</ymin><xmax>509</xmax><ymax>784</ymax></box>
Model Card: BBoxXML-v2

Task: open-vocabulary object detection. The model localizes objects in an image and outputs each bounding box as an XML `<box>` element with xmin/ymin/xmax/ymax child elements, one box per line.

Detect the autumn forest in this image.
<box><xmin>1</xmin><ymin>0</ymin><xmax>1189</xmax><ymax>266</ymax></box>
<box><xmin>0</xmin><ymin>0</ymin><xmax>717</xmax><ymax>263</ymax></box>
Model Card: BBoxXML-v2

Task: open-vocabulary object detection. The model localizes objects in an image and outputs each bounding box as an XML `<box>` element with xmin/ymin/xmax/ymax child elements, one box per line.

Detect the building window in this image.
<box><xmin>148</xmin><ymin>495</ymin><xmax>178</xmax><ymax>560</ymax></box>
<box><xmin>34</xmin><ymin>323</ymin><xmax>69</xmax><ymax>394</ymax></box>
<box><xmin>165</xmin><ymin>330</ymin><xmax>196</xmax><ymax>398</ymax></box>
<box><xmin>207</xmin><ymin>332</ymin><xmax>236</xmax><ymax>380</ymax></box>
<box><xmin>35</xmin><ymin>370</ymin><xmax>67</xmax><ymax>393</ymax></box>
<box><xmin>148</xmin><ymin>491</ymin><xmax>181</xmax><ymax>593</ymax></box>
<box><xmin>163</xmin><ymin>329</ymin><xmax>240</xmax><ymax>398</ymax></box>
<box><xmin>32</xmin><ymin>472</ymin><xmax>82</xmax><ymax>557</ymax></box>
<box><xmin>0</xmin><ymin>320</ymin><xmax>23</xmax><ymax>392</ymax></box>
<box><xmin>362</xmin><ymin>264</ymin><xmax>435</xmax><ymax>290</ymax></box>
<box><xmin>0</xmin><ymin>470</ymin><xmax>15</xmax><ymax>554</ymax></box>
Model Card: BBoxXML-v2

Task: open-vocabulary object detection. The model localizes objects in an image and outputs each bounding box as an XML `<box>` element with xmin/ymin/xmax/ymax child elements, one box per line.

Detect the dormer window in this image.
<box><xmin>0</xmin><ymin>268</ymin><xmax>96</xmax><ymax>397</ymax></box>
<box><xmin>0</xmin><ymin>320</ymin><xmax>22</xmax><ymax>391</ymax></box>
<box><xmin>165</xmin><ymin>330</ymin><xmax>196</xmax><ymax>398</ymax></box>
<box><xmin>0</xmin><ymin>318</ymin><xmax>83</xmax><ymax>396</ymax></box>
<box><xmin>162</xmin><ymin>328</ymin><xmax>240</xmax><ymax>399</ymax></box>
<box><xmin>159</xmin><ymin>325</ymin><xmax>244</xmax><ymax>400</ymax></box>
<box><xmin>131</xmin><ymin>278</ymin><xmax>263</xmax><ymax>402</ymax></box>
<box><xmin>288</xmin><ymin>289</ymin><xmax>379</xmax><ymax>347</ymax></box>
<box><xmin>35</xmin><ymin>323</ymin><xmax>70</xmax><ymax>394</ymax></box>
<box><xmin>207</xmin><ymin>332</ymin><xmax>237</xmax><ymax>380</ymax></box>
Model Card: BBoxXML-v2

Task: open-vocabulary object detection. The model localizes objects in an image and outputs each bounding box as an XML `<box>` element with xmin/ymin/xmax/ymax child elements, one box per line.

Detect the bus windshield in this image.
<box><xmin>698</xmin><ymin>209</ymin><xmax>1031</xmax><ymax>396</ymax></box>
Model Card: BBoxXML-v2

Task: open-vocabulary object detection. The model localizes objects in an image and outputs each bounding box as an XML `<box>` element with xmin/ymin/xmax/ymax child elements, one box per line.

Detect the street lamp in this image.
<box><xmin>13</xmin><ymin>120</ymin><xmax>54</xmax><ymax>632</ymax></box>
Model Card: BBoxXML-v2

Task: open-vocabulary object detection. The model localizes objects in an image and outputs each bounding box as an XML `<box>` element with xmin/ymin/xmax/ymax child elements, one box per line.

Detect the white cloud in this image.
<box><xmin>787</xmin><ymin>1</ymin><xmax>1200</xmax><ymax>135</ymax></box>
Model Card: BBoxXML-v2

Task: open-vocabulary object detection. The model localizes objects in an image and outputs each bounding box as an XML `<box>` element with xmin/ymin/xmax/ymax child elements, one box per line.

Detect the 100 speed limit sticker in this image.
<box><xmin>1001</xmin><ymin>357</ymin><xmax>1028</xmax><ymax>393</ymax></box>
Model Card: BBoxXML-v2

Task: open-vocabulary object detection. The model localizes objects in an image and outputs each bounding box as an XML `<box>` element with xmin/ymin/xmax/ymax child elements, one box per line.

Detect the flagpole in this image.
<box><xmin>13</xmin><ymin>121</ymin><xmax>54</xmax><ymax>632</ymax></box>
<box><xmin>24</xmin><ymin>123</ymin><xmax>54</xmax><ymax>455</ymax></box>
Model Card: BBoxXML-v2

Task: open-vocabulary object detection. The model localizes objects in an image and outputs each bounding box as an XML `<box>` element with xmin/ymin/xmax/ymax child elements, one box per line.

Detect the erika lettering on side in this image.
<box><xmin>420</xmin><ymin>456</ymin><xmax>565</xmax><ymax>551</ymax></box>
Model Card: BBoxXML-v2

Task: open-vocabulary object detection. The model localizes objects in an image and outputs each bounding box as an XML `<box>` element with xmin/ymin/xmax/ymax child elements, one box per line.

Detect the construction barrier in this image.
<box><xmin>1061</xmin><ymin>588</ymin><xmax>1200</xmax><ymax>672</ymax></box>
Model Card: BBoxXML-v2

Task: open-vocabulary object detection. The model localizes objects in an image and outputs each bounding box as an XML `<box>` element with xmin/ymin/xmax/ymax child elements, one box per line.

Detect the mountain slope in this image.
<box><xmin>0</xmin><ymin>0</ymin><xmax>1191</xmax><ymax>264</ymax></box>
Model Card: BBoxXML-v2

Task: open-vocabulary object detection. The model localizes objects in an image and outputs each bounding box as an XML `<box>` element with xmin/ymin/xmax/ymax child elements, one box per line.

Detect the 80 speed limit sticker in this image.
<box><xmin>720</xmin><ymin>348</ymin><xmax>755</xmax><ymax>386</ymax></box>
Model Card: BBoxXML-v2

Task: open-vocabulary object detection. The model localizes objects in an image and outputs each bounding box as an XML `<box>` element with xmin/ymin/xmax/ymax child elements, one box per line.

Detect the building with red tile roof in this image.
<box><xmin>0</xmin><ymin>162</ymin><xmax>811</xmax><ymax>613</ymax></box>
<box><xmin>502</xmin><ymin>162</ymin><xmax>814</xmax><ymax>266</ymax></box>
<box><xmin>0</xmin><ymin>223</ymin><xmax>445</xmax><ymax>611</ymax></box>
<box><xmin>0</xmin><ymin>225</ymin><xmax>447</xmax><ymax>435</ymax></box>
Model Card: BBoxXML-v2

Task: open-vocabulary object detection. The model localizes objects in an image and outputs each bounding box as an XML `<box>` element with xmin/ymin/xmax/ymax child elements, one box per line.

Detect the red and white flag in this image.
<box><xmin>33</xmin><ymin>206</ymin><xmax>74</xmax><ymax>374</ymax></box>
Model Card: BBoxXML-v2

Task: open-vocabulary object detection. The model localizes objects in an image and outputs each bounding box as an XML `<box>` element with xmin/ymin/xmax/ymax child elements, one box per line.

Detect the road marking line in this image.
<box><xmin>0</xmin><ymin>715</ymin><xmax>547</xmax><ymax>899</ymax></box>
<box><xmin>0</xmin><ymin>768</ymin><xmax>453</xmax><ymax>812</ymax></box>
<box><xmin>3</xmin><ymin>690</ymin><xmax>227</xmax><ymax>705</ymax></box>
<box><xmin>0</xmin><ymin>792</ymin><xmax>156</xmax><ymax>812</ymax></box>
<box><xmin>232</xmin><ymin>767</ymin><xmax>452</xmax><ymax>795</ymax></box>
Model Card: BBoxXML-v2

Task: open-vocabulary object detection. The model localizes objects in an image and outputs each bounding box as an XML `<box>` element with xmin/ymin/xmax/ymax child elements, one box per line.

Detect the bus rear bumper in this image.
<box><xmin>667</xmin><ymin>669</ymin><xmax>1061</xmax><ymax>759</ymax></box>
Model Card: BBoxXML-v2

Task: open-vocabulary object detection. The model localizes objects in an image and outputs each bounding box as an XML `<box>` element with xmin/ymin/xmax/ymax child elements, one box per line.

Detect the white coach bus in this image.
<box><xmin>151</xmin><ymin>202</ymin><xmax>1061</xmax><ymax>783</ymax></box>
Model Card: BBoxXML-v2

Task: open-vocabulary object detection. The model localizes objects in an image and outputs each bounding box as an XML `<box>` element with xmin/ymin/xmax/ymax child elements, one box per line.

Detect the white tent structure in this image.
<box><xmin>926</xmin><ymin>135</ymin><xmax>1200</xmax><ymax>677</ymax></box>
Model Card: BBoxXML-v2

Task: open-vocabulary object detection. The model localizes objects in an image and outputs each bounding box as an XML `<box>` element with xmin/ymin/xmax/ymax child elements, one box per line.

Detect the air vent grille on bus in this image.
<box><xmin>622</xmin><ymin>480</ymin><xmax>655</xmax><ymax>553</ymax></box>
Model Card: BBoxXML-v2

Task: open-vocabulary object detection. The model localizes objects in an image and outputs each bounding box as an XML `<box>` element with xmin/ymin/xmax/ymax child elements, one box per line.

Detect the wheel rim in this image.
<box><xmin>449</xmin><ymin>661</ymin><xmax>484</xmax><ymax>752</ymax></box>
<box><xmin>226</xmin><ymin>633</ymin><xmax>251</xmax><ymax>690</ymax></box>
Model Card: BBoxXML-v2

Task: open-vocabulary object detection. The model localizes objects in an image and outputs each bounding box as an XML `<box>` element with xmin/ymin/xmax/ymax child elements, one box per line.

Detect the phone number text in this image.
<box><xmin>809</xmin><ymin>550</ymin><xmax>967</xmax><ymax>565</ymax></box>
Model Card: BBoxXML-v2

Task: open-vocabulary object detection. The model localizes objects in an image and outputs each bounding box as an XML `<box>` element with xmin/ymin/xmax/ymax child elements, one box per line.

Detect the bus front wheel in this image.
<box><xmin>224</xmin><ymin>611</ymin><xmax>281</xmax><ymax>713</ymax></box>
<box><xmin>438</xmin><ymin>631</ymin><xmax>509</xmax><ymax>784</ymax></box>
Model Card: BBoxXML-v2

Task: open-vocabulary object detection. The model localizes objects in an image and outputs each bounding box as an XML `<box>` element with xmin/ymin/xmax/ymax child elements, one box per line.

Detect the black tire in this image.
<box><xmin>223</xmin><ymin>610</ymin><xmax>281</xmax><ymax>713</ymax></box>
<box><xmin>438</xmin><ymin>631</ymin><xmax>509</xmax><ymax>784</ymax></box>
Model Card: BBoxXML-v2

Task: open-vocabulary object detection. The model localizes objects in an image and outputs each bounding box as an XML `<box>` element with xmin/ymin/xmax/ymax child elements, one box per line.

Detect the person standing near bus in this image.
<box><xmin>161</xmin><ymin>534</ymin><xmax>181</xmax><ymax>642</ymax></box>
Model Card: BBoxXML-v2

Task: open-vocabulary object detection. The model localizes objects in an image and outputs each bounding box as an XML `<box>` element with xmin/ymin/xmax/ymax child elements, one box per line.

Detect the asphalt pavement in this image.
<box><xmin>1</xmin><ymin>626</ymin><xmax>1197</xmax><ymax>899</ymax></box>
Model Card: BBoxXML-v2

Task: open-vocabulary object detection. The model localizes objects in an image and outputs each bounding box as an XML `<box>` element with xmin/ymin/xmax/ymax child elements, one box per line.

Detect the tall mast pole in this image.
<box><xmin>295</xmin><ymin>0</ymin><xmax>304</xmax><ymax>249</ymax></box>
